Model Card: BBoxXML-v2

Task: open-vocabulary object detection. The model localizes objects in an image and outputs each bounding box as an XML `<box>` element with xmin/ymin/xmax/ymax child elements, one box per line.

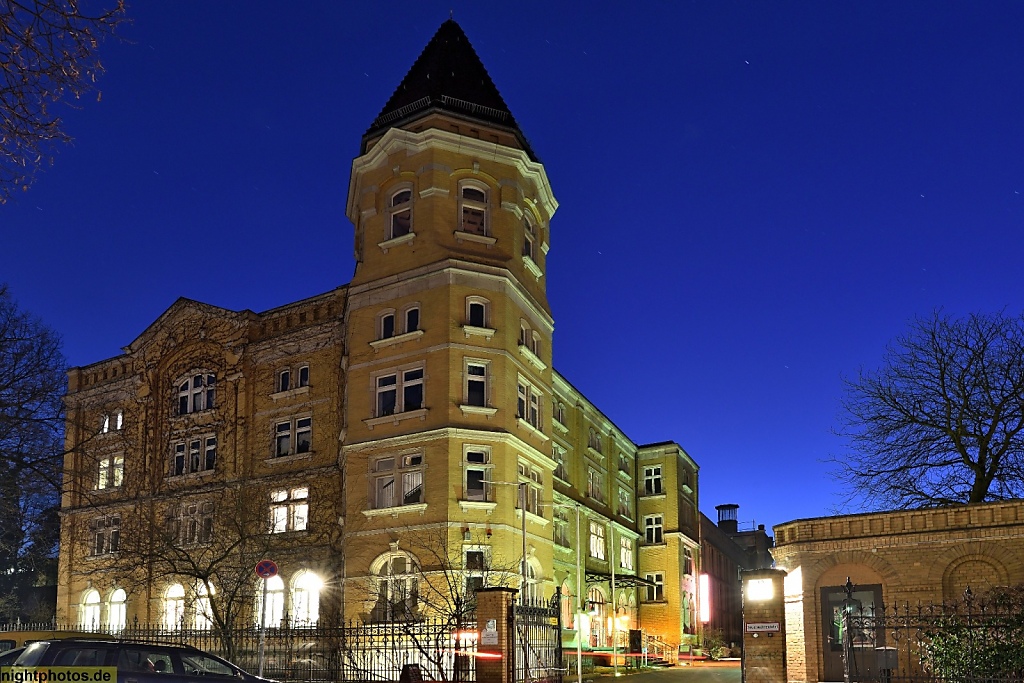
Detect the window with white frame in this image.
<box><xmin>164</xmin><ymin>583</ymin><xmax>186</xmax><ymax>630</ymax></box>
<box><xmin>464</xmin><ymin>449</ymin><xmax>491</xmax><ymax>502</ymax></box>
<box><xmin>108</xmin><ymin>588</ymin><xmax>127</xmax><ymax>632</ymax></box>
<box><xmin>552</xmin><ymin>444</ymin><xmax>568</xmax><ymax>481</ymax></box>
<box><xmin>464</xmin><ymin>548</ymin><xmax>488</xmax><ymax>606</ymax></box>
<box><xmin>255</xmin><ymin>575</ymin><xmax>285</xmax><ymax>627</ymax></box>
<box><xmin>275</xmin><ymin>417</ymin><xmax>312</xmax><ymax>457</ymax></box>
<box><xmin>298</xmin><ymin>365</ymin><xmax>309</xmax><ymax>387</ymax></box>
<box><xmin>176</xmin><ymin>373</ymin><xmax>216</xmax><ymax>415</ymax></box>
<box><xmin>276</xmin><ymin>365</ymin><xmax>309</xmax><ymax>393</ymax></box>
<box><xmin>684</xmin><ymin>547</ymin><xmax>694</xmax><ymax>575</ymax></box>
<box><xmin>90</xmin><ymin>515</ymin><xmax>120</xmax><ymax>555</ymax></box>
<box><xmin>270</xmin><ymin>487</ymin><xmax>309</xmax><ymax>533</ymax></box>
<box><xmin>291</xmin><ymin>571</ymin><xmax>322</xmax><ymax>626</ymax></box>
<box><xmin>620</xmin><ymin>537</ymin><xmax>634</xmax><ymax>570</ymax></box>
<box><xmin>166</xmin><ymin>502</ymin><xmax>214</xmax><ymax>546</ymax></box>
<box><xmin>375</xmin><ymin>367</ymin><xmax>424</xmax><ymax>416</ymax></box>
<box><xmin>554</xmin><ymin>402</ymin><xmax>566</xmax><ymax>425</ymax></box>
<box><xmin>379</xmin><ymin>310</ymin><xmax>396</xmax><ymax>339</ymax></box>
<box><xmin>519</xmin><ymin>322</ymin><xmax>540</xmax><ymax>355</ymax></box>
<box><xmin>465</xmin><ymin>361</ymin><xmax>488</xmax><ymax>407</ymax></box>
<box><xmin>372</xmin><ymin>452</ymin><xmax>424</xmax><ymax>508</ymax></box>
<box><xmin>645</xmin><ymin>515</ymin><xmax>664</xmax><ymax>544</ymax></box>
<box><xmin>617</xmin><ymin>487</ymin><xmax>632</xmax><ymax>518</ymax></box>
<box><xmin>97</xmin><ymin>455</ymin><xmax>124</xmax><ymax>489</ymax></box>
<box><xmin>405</xmin><ymin>306</ymin><xmax>420</xmax><ymax>333</ymax></box>
<box><xmin>171</xmin><ymin>435</ymin><xmax>216</xmax><ymax>476</ymax></box>
<box><xmin>467</xmin><ymin>298</ymin><xmax>488</xmax><ymax>328</ymax></box>
<box><xmin>100</xmin><ymin>410</ymin><xmax>124</xmax><ymax>434</ymax></box>
<box><xmin>460</xmin><ymin>185</ymin><xmax>488</xmax><ymax>235</ymax></box>
<box><xmin>589</xmin><ymin>521</ymin><xmax>606</xmax><ymax>560</ymax></box>
<box><xmin>618</xmin><ymin>452</ymin><xmax>630</xmax><ymax>473</ymax></box>
<box><xmin>389</xmin><ymin>189</ymin><xmax>412</xmax><ymax>239</ymax></box>
<box><xmin>81</xmin><ymin>589</ymin><xmax>101</xmax><ymax>629</ymax></box>
<box><xmin>522</xmin><ymin>216</ymin><xmax>536</xmax><ymax>260</ymax></box>
<box><xmin>554</xmin><ymin>506</ymin><xmax>570</xmax><ymax>547</ymax></box>
<box><xmin>520</xmin><ymin>559</ymin><xmax>540</xmax><ymax>604</ymax></box>
<box><xmin>372</xmin><ymin>553</ymin><xmax>419</xmax><ymax>621</ymax></box>
<box><xmin>645</xmin><ymin>572</ymin><xmax>665</xmax><ymax>601</ymax></box>
<box><xmin>588</xmin><ymin>428</ymin><xmax>602</xmax><ymax>453</ymax></box>
<box><xmin>517</xmin><ymin>462</ymin><xmax>542</xmax><ymax>516</ymax></box>
<box><xmin>278</xmin><ymin>369</ymin><xmax>292</xmax><ymax>392</ymax></box>
<box><xmin>517</xmin><ymin>379</ymin><xmax>541</xmax><ymax>429</ymax></box>
<box><xmin>643</xmin><ymin>465</ymin><xmax>663</xmax><ymax>495</ymax></box>
<box><xmin>587</xmin><ymin>467</ymin><xmax>605</xmax><ymax>503</ymax></box>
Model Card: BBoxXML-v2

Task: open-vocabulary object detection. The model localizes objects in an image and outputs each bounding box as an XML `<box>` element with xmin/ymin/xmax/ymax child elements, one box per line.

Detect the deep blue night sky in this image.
<box><xmin>5</xmin><ymin>2</ymin><xmax>1024</xmax><ymax>530</ymax></box>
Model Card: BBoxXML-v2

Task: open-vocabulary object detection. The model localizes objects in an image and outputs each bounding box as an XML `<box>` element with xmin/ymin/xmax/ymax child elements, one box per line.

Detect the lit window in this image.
<box><xmin>617</xmin><ymin>487</ymin><xmax>632</xmax><ymax>518</ymax></box>
<box><xmin>645</xmin><ymin>573</ymin><xmax>664</xmax><ymax>602</ymax></box>
<box><xmin>115</xmin><ymin>410</ymin><xmax>123</xmax><ymax>430</ymax></box>
<box><xmin>372</xmin><ymin>553</ymin><xmax>419</xmax><ymax>621</ymax></box>
<box><xmin>194</xmin><ymin>582</ymin><xmax>215</xmax><ymax>630</ymax></box>
<box><xmin>460</xmin><ymin>185</ymin><xmax>488</xmax><ymax>235</ymax></box>
<box><xmin>166</xmin><ymin>502</ymin><xmax>214</xmax><ymax>546</ymax></box>
<box><xmin>90</xmin><ymin>515</ymin><xmax>120</xmax><ymax>555</ymax></box>
<box><xmin>643</xmin><ymin>465</ymin><xmax>663</xmax><ymax>495</ymax></box>
<box><xmin>552</xmin><ymin>444</ymin><xmax>568</xmax><ymax>481</ymax></box>
<box><xmin>645</xmin><ymin>515</ymin><xmax>664</xmax><ymax>544</ymax></box>
<box><xmin>164</xmin><ymin>584</ymin><xmax>185</xmax><ymax>630</ymax></box>
<box><xmin>389</xmin><ymin>189</ymin><xmax>412</xmax><ymax>239</ymax></box>
<box><xmin>467</xmin><ymin>298</ymin><xmax>488</xmax><ymax>328</ymax></box>
<box><xmin>97</xmin><ymin>455</ymin><xmax>124</xmax><ymax>489</ymax></box>
<box><xmin>171</xmin><ymin>435</ymin><xmax>216</xmax><ymax>476</ymax></box>
<box><xmin>517</xmin><ymin>380</ymin><xmax>542</xmax><ymax>429</ymax></box>
<box><xmin>275</xmin><ymin>417</ymin><xmax>312</xmax><ymax>457</ymax></box>
<box><xmin>589</xmin><ymin>521</ymin><xmax>606</xmax><ymax>560</ymax></box>
<box><xmin>108</xmin><ymin>588</ymin><xmax>127</xmax><ymax>632</ymax></box>
<box><xmin>747</xmin><ymin>578</ymin><xmax>774</xmax><ymax>601</ymax></box>
<box><xmin>620</xmin><ymin>537</ymin><xmax>634</xmax><ymax>570</ymax></box>
<box><xmin>255</xmin><ymin>575</ymin><xmax>285</xmax><ymax>627</ymax></box>
<box><xmin>375</xmin><ymin>367</ymin><xmax>424</xmax><ymax>416</ymax></box>
<box><xmin>464</xmin><ymin>449</ymin><xmax>491</xmax><ymax>502</ymax></box>
<box><xmin>372</xmin><ymin>453</ymin><xmax>424</xmax><ymax>508</ymax></box>
<box><xmin>270</xmin><ymin>487</ymin><xmax>309</xmax><ymax>533</ymax></box>
<box><xmin>405</xmin><ymin>306</ymin><xmax>420</xmax><ymax>333</ymax></box>
<box><xmin>520</xmin><ymin>560</ymin><xmax>540</xmax><ymax>604</ymax></box>
<box><xmin>101</xmin><ymin>414</ymin><xmax>110</xmax><ymax>433</ymax></box>
<box><xmin>587</xmin><ymin>468</ymin><xmax>605</xmax><ymax>503</ymax></box>
<box><xmin>517</xmin><ymin>463</ymin><xmax>542</xmax><ymax>516</ymax></box>
<box><xmin>81</xmin><ymin>589</ymin><xmax>101</xmax><ymax>630</ymax></box>
<box><xmin>176</xmin><ymin>373</ymin><xmax>216</xmax><ymax>415</ymax></box>
<box><xmin>465</xmin><ymin>361</ymin><xmax>487</xmax><ymax>407</ymax></box>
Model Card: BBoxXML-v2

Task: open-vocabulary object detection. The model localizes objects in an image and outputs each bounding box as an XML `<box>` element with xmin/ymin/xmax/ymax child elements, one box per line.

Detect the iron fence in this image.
<box><xmin>841</xmin><ymin>583</ymin><xmax>1024</xmax><ymax>683</ymax></box>
<box><xmin>512</xmin><ymin>590</ymin><xmax>562</xmax><ymax>683</ymax></box>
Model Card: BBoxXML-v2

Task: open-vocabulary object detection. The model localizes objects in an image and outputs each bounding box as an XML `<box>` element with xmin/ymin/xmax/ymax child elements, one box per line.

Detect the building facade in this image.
<box><xmin>57</xmin><ymin>20</ymin><xmax>703</xmax><ymax>653</ymax></box>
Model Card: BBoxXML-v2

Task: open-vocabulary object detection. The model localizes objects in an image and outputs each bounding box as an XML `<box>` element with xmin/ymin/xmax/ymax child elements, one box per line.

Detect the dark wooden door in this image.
<box><xmin>820</xmin><ymin>583</ymin><xmax>883</xmax><ymax>682</ymax></box>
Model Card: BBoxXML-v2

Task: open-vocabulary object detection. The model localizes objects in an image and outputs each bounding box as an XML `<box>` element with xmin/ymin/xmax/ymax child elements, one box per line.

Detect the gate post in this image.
<box><xmin>476</xmin><ymin>587</ymin><xmax>518</xmax><ymax>683</ymax></box>
<box><xmin>741</xmin><ymin>568</ymin><xmax>788</xmax><ymax>683</ymax></box>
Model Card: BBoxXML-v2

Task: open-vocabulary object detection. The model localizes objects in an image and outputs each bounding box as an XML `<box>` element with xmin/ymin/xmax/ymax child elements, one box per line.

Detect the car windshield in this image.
<box><xmin>15</xmin><ymin>642</ymin><xmax>49</xmax><ymax>666</ymax></box>
<box><xmin>0</xmin><ymin>648</ymin><xmax>24</xmax><ymax>666</ymax></box>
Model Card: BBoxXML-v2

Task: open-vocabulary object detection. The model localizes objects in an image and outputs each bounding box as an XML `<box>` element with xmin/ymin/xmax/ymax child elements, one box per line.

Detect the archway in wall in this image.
<box><xmin>815</xmin><ymin>563</ymin><xmax>885</xmax><ymax>683</ymax></box>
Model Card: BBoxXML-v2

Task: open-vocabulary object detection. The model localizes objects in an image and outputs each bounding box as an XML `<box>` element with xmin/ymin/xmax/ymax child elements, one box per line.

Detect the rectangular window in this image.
<box><xmin>269</xmin><ymin>487</ymin><xmax>309</xmax><ymax>533</ymax></box>
<box><xmin>372</xmin><ymin>453</ymin><xmax>424</xmax><ymax>509</ymax></box>
<box><xmin>376</xmin><ymin>367</ymin><xmax>425</xmax><ymax>416</ymax></box>
<box><xmin>468</xmin><ymin>300</ymin><xmax>486</xmax><ymax>328</ymax></box>
<box><xmin>275</xmin><ymin>417</ymin><xmax>312</xmax><ymax>457</ymax></box>
<box><xmin>279</xmin><ymin>369</ymin><xmax>291</xmax><ymax>392</ymax></box>
<box><xmin>684</xmin><ymin>547</ymin><xmax>694</xmax><ymax>576</ymax></box>
<box><xmin>620</xmin><ymin>537</ymin><xmax>634</xmax><ymax>570</ymax></box>
<box><xmin>171</xmin><ymin>435</ymin><xmax>216</xmax><ymax>476</ymax></box>
<box><xmin>466</xmin><ymin>362</ymin><xmax>487</xmax><ymax>407</ymax></box>
<box><xmin>90</xmin><ymin>515</ymin><xmax>120</xmax><ymax>555</ymax></box>
<box><xmin>517</xmin><ymin>463</ymin><xmax>542</xmax><ymax>516</ymax></box>
<box><xmin>167</xmin><ymin>502</ymin><xmax>214</xmax><ymax>547</ymax></box>
<box><xmin>517</xmin><ymin>380</ymin><xmax>542</xmax><ymax>428</ymax></box>
<box><xmin>554</xmin><ymin>507</ymin><xmax>570</xmax><ymax>547</ymax></box>
<box><xmin>405</xmin><ymin>307</ymin><xmax>420</xmax><ymax>333</ymax></box>
<box><xmin>552</xmin><ymin>444</ymin><xmax>568</xmax><ymax>481</ymax></box>
<box><xmin>465</xmin><ymin>449</ymin><xmax>490</xmax><ymax>502</ymax></box>
<box><xmin>645</xmin><ymin>573</ymin><xmax>664</xmax><ymax>601</ymax></box>
<box><xmin>381</xmin><ymin>313</ymin><xmax>395</xmax><ymax>339</ymax></box>
<box><xmin>617</xmin><ymin>487</ymin><xmax>632</xmax><ymax>517</ymax></box>
<box><xmin>97</xmin><ymin>455</ymin><xmax>124</xmax><ymax>490</ymax></box>
<box><xmin>643</xmin><ymin>465</ymin><xmax>663</xmax><ymax>495</ymax></box>
<box><xmin>177</xmin><ymin>373</ymin><xmax>215</xmax><ymax>415</ymax></box>
<box><xmin>298</xmin><ymin>365</ymin><xmax>310</xmax><ymax>387</ymax></box>
<box><xmin>587</xmin><ymin>468</ymin><xmax>605</xmax><ymax>503</ymax></box>
<box><xmin>618</xmin><ymin>452</ymin><xmax>630</xmax><ymax>473</ymax></box>
<box><xmin>645</xmin><ymin>515</ymin><xmax>664</xmax><ymax>544</ymax></box>
<box><xmin>589</xmin><ymin>521</ymin><xmax>606</xmax><ymax>560</ymax></box>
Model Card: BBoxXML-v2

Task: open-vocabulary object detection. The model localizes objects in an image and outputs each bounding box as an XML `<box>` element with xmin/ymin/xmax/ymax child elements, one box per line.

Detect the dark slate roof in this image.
<box><xmin>364</xmin><ymin>19</ymin><xmax>536</xmax><ymax>160</ymax></box>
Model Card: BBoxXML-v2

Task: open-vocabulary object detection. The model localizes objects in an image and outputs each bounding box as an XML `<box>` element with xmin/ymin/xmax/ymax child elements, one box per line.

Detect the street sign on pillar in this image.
<box><xmin>255</xmin><ymin>560</ymin><xmax>278</xmax><ymax>579</ymax></box>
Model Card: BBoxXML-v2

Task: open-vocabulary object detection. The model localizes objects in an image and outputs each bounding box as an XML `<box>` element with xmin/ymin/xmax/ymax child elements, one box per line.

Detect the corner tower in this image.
<box><xmin>341</xmin><ymin>20</ymin><xmax>559</xmax><ymax>619</ymax></box>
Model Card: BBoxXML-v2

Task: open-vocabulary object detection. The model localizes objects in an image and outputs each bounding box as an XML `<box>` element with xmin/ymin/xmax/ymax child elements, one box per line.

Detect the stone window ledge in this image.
<box><xmin>519</xmin><ymin>344</ymin><xmax>547</xmax><ymax>371</ymax></box>
<box><xmin>458</xmin><ymin>500</ymin><xmax>497</xmax><ymax>514</ymax></box>
<box><xmin>270</xmin><ymin>386</ymin><xmax>310</xmax><ymax>401</ymax></box>
<box><xmin>364</xmin><ymin>408</ymin><xmax>429</xmax><ymax>429</ymax></box>
<box><xmin>370</xmin><ymin>329</ymin><xmax>424</xmax><ymax>351</ymax></box>
<box><xmin>264</xmin><ymin>451</ymin><xmax>314</xmax><ymax>465</ymax></box>
<box><xmin>377</xmin><ymin>232</ymin><xmax>416</xmax><ymax>253</ymax></box>
<box><xmin>516</xmin><ymin>418</ymin><xmax>548</xmax><ymax>441</ymax></box>
<box><xmin>462</xmin><ymin>325</ymin><xmax>495</xmax><ymax>340</ymax></box>
<box><xmin>459</xmin><ymin>405</ymin><xmax>498</xmax><ymax>418</ymax></box>
<box><xmin>454</xmin><ymin>230</ymin><xmax>497</xmax><ymax>247</ymax></box>
<box><xmin>362</xmin><ymin>503</ymin><xmax>428</xmax><ymax>518</ymax></box>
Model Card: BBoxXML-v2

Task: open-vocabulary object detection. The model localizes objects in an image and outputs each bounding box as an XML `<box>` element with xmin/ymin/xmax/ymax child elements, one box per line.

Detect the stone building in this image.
<box><xmin>57</xmin><ymin>19</ymin><xmax>703</xmax><ymax>653</ymax></box>
<box><xmin>773</xmin><ymin>500</ymin><xmax>1024</xmax><ymax>682</ymax></box>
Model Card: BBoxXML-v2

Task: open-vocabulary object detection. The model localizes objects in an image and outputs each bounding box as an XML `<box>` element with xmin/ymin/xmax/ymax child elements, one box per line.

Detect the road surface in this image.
<box><xmin>586</xmin><ymin>662</ymin><xmax>741</xmax><ymax>683</ymax></box>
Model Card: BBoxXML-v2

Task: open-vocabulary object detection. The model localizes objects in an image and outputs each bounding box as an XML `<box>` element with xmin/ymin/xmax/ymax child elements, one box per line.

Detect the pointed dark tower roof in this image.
<box><xmin>363</xmin><ymin>19</ymin><xmax>537</xmax><ymax>161</ymax></box>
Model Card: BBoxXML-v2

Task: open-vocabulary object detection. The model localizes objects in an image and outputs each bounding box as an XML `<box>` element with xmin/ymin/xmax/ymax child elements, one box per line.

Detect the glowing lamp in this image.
<box><xmin>747</xmin><ymin>578</ymin><xmax>774</xmax><ymax>601</ymax></box>
<box><xmin>698</xmin><ymin>574</ymin><xmax>711</xmax><ymax>623</ymax></box>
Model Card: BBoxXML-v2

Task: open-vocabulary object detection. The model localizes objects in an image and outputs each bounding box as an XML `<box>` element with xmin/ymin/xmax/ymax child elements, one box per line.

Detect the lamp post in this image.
<box><xmin>551</xmin><ymin>499</ymin><xmax>584</xmax><ymax>683</ymax></box>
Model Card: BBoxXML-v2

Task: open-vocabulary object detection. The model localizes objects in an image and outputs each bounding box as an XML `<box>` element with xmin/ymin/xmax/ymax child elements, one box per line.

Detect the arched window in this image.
<box><xmin>466</xmin><ymin>296</ymin><xmax>489</xmax><ymax>329</ymax></box>
<box><xmin>291</xmin><ymin>570</ymin><xmax>322</xmax><ymax>626</ymax></box>
<box><xmin>164</xmin><ymin>584</ymin><xmax>186</xmax><ymax>630</ymax></box>
<box><xmin>460</xmin><ymin>185</ymin><xmax>488</xmax><ymax>235</ymax></box>
<box><xmin>560</xmin><ymin>581</ymin><xmax>575</xmax><ymax>629</ymax></box>
<box><xmin>115</xmin><ymin>409</ymin><xmax>123</xmax><ymax>430</ymax></box>
<box><xmin>108</xmin><ymin>588</ymin><xmax>127</xmax><ymax>632</ymax></box>
<box><xmin>520</xmin><ymin>559</ymin><xmax>540</xmax><ymax>605</ymax></box>
<box><xmin>80</xmin><ymin>589</ymin><xmax>101</xmax><ymax>630</ymax></box>
<box><xmin>176</xmin><ymin>373</ymin><xmax>216</xmax><ymax>415</ymax></box>
<box><xmin>587</xmin><ymin>587</ymin><xmax>607</xmax><ymax>647</ymax></box>
<box><xmin>372</xmin><ymin>552</ymin><xmax>419</xmax><ymax>621</ymax></box>
<box><xmin>389</xmin><ymin>189</ymin><xmax>412</xmax><ymax>239</ymax></box>
<box><xmin>194</xmin><ymin>582</ymin><xmax>215</xmax><ymax>629</ymax></box>
<box><xmin>255</xmin><ymin>575</ymin><xmax>285</xmax><ymax>627</ymax></box>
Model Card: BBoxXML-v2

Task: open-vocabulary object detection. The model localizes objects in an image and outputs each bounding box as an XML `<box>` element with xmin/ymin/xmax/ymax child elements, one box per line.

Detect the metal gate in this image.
<box><xmin>512</xmin><ymin>588</ymin><xmax>563</xmax><ymax>683</ymax></box>
<box><xmin>840</xmin><ymin>582</ymin><xmax>1024</xmax><ymax>683</ymax></box>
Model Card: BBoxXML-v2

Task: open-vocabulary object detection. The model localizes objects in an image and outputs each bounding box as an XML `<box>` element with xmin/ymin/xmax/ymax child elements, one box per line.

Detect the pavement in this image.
<box><xmin>583</xmin><ymin>660</ymin><xmax>741</xmax><ymax>683</ymax></box>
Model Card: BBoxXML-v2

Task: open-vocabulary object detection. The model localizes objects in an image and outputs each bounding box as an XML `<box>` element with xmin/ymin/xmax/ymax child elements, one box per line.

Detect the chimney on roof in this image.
<box><xmin>716</xmin><ymin>503</ymin><xmax>739</xmax><ymax>534</ymax></box>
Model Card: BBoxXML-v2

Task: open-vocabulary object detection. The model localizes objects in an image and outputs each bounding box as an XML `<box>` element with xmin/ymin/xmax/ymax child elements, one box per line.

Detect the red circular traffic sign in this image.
<box><xmin>255</xmin><ymin>559</ymin><xmax>278</xmax><ymax>579</ymax></box>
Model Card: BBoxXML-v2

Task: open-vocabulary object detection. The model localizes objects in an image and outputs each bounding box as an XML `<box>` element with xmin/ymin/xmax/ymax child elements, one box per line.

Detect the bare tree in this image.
<box><xmin>0</xmin><ymin>283</ymin><xmax>66</xmax><ymax>619</ymax></box>
<box><xmin>0</xmin><ymin>0</ymin><xmax>125</xmax><ymax>202</ymax></box>
<box><xmin>835</xmin><ymin>310</ymin><xmax>1024</xmax><ymax>509</ymax></box>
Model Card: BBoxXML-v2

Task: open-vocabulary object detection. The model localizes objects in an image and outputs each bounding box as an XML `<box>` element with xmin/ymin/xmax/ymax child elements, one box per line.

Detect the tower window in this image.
<box><xmin>389</xmin><ymin>189</ymin><xmax>412</xmax><ymax>239</ymax></box>
<box><xmin>466</xmin><ymin>297</ymin><xmax>489</xmax><ymax>328</ymax></box>
<box><xmin>466</xmin><ymin>362</ymin><xmax>487</xmax><ymax>407</ymax></box>
<box><xmin>460</xmin><ymin>185</ymin><xmax>488</xmax><ymax>235</ymax></box>
<box><xmin>523</xmin><ymin>217</ymin><xmax>536</xmax><ymax>260</ymax></box>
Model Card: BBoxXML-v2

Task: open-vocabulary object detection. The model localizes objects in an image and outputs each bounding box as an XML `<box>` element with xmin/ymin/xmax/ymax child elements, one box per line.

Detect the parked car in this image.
<box><xmin>0</xmin><ymin>630</ymin><xmax>109</xmax><ymax>652</ymax></box>
<box><xmin>11</xmin><ymin>638</ymin><xmax>276</xmax><ymax>683</ymax></box>
<box><xmin>0</xmin><ymin>647</ymin><xmax>25</xmax><ymax>665</ymax></box>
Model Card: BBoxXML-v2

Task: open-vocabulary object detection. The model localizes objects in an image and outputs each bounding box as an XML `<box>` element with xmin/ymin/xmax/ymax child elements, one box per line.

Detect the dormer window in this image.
<box><xmin>177</xmin><ymin>373</ymin><xmax>216</xmax><ymax>415</ymax></box>
<box><xmin>389</xmin><ymin>190</ymin><xmax>412</xmax><ymax>239</ymax></box>
<box><xmin>460</xmin><ymin>185</ymin><xmax>488</xmax><ymax>235</ymax></box>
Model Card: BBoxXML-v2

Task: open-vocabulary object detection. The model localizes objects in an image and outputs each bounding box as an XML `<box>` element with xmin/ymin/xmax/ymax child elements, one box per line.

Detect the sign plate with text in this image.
<box><xmin>745</xmin><ymin>622</ymin><xmax>781</xmax><ymax>633</ymax></box>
